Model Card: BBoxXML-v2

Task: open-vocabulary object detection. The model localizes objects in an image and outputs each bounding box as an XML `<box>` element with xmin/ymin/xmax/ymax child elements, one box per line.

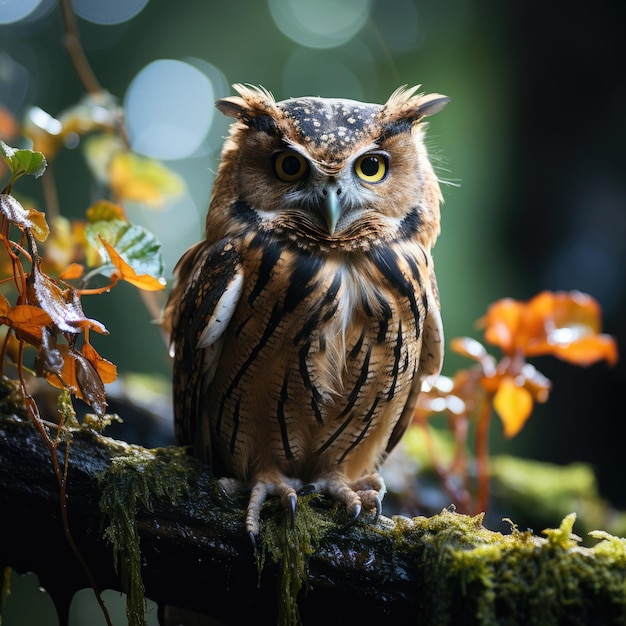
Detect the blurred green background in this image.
<box><xmin>1</xmin><ymin>0</ymin><xmax>624</xmax><ymax>623</ymax></box>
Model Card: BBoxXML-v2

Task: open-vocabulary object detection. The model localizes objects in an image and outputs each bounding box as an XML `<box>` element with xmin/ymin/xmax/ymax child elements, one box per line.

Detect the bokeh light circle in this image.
<box><xmin>124</xmin><ymin>59</ymin><xmax>215</xmax><ymax>160</ymax></box>
<box><xmin>71</xmin><ymin>0</ymin><xmax>149</xmax><ymax>25</ymax></box>
<box><xmin>0</xmin><ymin>0</ymin><xmax>43</xmax><ymax>24</ymax></box>
<box><xmin>268</xmin><ymin>0</ymin><xmax>372</xmax><ymax>49</ymax></box>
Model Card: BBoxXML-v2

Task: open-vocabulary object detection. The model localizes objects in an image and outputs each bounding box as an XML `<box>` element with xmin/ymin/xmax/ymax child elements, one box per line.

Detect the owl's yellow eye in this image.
<box><xmin>273</xmin><ymin>151</ymin><xmax>308</xmax><ymax>182</ymax></box>
<box><xmin>354</xmin><ymin>153</ymin><xmax>388</xmax><ymax>183</ymax></box>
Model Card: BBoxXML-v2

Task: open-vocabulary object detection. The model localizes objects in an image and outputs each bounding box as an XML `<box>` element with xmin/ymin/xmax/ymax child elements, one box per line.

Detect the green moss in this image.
<box><xmin>401</xmin><ymin>509</ymin><xmax>626</xmax><ymax>625</ymax></box>
<box><xmin>98</xmin><ymin>445</ymin><xmax>196</xmax><ymax>626</ymax></box>
<box><xmin>0</xmin><ymin>377</ymin><xmax>27</xmax><ymax>420</ymax></box>
<box><xmin>92</xmin><ymin>435</ymin><xmax>626</xmax><ymax>625</ymax></box>
<box><xmin>259</xmin><ymin>497</ymin><xmax>335</xmax><ymax>626</ymax></box>
<box><xmin>402</xmin><ymin>424</ymin><xmax>626</xmax><ymax>541</ymax></box>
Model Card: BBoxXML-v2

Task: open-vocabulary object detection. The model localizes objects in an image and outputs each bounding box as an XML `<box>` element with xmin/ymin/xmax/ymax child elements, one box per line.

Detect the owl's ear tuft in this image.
<box><xmin>215</xmin><ymin>96</ymin><xmax>249</xmax><ymax>119</ymax></box>
<box><xmin>415</xmin><ymin>94</ymin><xmax>450</xmax><ymax>119</ymax></box>
<box><xmin>216</xmin><ymin>83</ymin><xmax>278</xmax><ymax>122</ymax></box>
<box><xmin>381</xmin><ymin>86</ymin><xmax>449</xmax><ymax>128</ymax></box>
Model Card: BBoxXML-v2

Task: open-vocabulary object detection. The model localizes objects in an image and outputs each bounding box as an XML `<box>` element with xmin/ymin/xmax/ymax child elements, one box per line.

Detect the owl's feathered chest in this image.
<box><xmin>203</xmin><ymin>230</ymin><xmax>430</xmax><ymax>475</ymax></box>
<box><xmin>229</xmin><ymin>229</ymin><xmax>428</xmax><ymax>370</ymax></box>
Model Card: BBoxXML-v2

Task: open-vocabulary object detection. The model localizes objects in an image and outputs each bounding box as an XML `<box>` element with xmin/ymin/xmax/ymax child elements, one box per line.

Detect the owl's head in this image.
<box><xmin>209</xmin><ymin>84</ymin><xmax>449</xmax><ymax>252</ymax></box>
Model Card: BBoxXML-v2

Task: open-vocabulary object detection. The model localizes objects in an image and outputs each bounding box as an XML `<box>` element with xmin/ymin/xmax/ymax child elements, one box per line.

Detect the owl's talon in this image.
<box><xmin>217</xmin><ymin>476</ymin><xmax>245</xmax><ymax>498</ymax></box>
<box><xmin>288</xmin><ymin>492</ymin><xmax>297</xmax><ymax>528</ymax></box>
<box><xmin>342</xmin><ymin>502</ymin><xmax>362</xmax><ymax>530</ymax></box>
<box><xmin>249</xmin><ymin>531</ymin><xmax>257</xmax><ymax>549</ymax></box>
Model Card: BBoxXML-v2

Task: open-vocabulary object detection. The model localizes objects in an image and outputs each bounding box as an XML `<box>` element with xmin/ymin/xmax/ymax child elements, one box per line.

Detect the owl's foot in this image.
<box><xmin>303</xmin><ymin>472</ymin><xmax>386</xmax><ymax>526</ymax></box>
<box><xmin>224</xmin><ymin>475</ymin><xmax>304</xmax><ymax>537</ymax></box>
<box><xmin>218</xmin><ymin>473</ymin><xmax>385</xmax><ymax>537</ymax></box>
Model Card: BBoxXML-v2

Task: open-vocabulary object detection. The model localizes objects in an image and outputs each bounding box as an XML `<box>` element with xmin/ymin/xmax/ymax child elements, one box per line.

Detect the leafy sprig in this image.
<box><xmin>0</xmin><ymin>142</ymin><xmax>167</xmax><ymax>419</ymax></box>
<box><xmin>414</xmin><ymin>291</ymin><xmax>619</xmax><ymax>514</ymax></box>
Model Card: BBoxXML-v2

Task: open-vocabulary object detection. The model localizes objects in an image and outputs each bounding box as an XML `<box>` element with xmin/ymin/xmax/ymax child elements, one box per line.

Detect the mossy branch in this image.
<box><xmin>1</xmin><ymin>401</ymin><xmax>626</xmax><ymax>625</ymax></box>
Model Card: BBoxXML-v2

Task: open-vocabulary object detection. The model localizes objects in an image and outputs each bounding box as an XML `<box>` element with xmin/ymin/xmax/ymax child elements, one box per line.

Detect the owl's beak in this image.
<box><xmin>322</xmin><ymin>186</ymin><xmax>342</xmax><ymax>235</ymax></box>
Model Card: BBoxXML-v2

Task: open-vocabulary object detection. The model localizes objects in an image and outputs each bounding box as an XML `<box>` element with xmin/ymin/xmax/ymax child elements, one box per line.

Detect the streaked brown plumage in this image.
<box><xmin>164</xmin><ymin>84</ymin><xmax>448</xmax><ymax>536</ymax></box>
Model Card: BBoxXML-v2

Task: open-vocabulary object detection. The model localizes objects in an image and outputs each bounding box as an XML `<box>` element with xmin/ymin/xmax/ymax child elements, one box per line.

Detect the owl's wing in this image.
<box><xmin>169</xmin><ymin>239</ymin><xmax>244</xmax><ymax>461</ymax></box>
<box><xmin>385</xmin><ymin>267</ymin><xmax>444</xmax><ymax>455</ymax></box>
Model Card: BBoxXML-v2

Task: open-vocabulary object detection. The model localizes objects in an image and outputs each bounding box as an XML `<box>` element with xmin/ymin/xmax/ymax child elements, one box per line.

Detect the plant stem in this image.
<box><xmin>58</xmin><ymin>0</ymin><xmax>102</xmax><ymax>95</ymax></box>
<box><xmin>475</xmin><ymin>395</ymin><xmax>493</xmax><ymax>514</ymax></box>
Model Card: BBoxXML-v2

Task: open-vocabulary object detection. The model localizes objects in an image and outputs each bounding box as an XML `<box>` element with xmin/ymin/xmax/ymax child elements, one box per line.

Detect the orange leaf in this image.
<box><xmin>4</xmin><ymin>304</ymin><xmax>53</xmax><ymax>343</ymax></box>
<box><xmin>451</xmin><ymin>336</ymin><xmax>488</xmax><ymax>361</ymax></box>
<box><xmin>99</xmin><ymin>237</ymin><xmax>166</xmax><ymax>291</ymax></box>
<box><xmin>45</xmin><ymin>344</ymin><xmax>109</xmax><ymax>416</ymax></box>
<box><xmin>532</xmin><ymin>291</ymin><xmax>601</xmax><ymax>334</ymax></box>
<box><xmin>0</xmin><ymin>294</ymin><xmax>53</xmax><ymax>344</ymax></box>
<box><xmin>73</xmin><ymin>349</ymin><xmax>107</xmax><ymax>416</ymax></box>
<box><xmin>551</xmin><ymin>334</ymin><xmax>619</xmax><ymax>367</ymax></box>
<box><xmin>493</xmin><ymin>377</ymin><xmax>534</xmax><ymax>438</ymax></box>
<box><xmin>451</xmin><ymin>337</ymin><xmax>497</xmax><ymax>376</ymax></box>
<box><xmin>45</xmin><ymin>344</ymin><xmax>73</xmax><ymax>391</ymax></box>
<box><xmin>82</xmin><ymin>340</ymin><xmax>117</xmax><ymax>384</ymax></box>
<box><xmin>415</xmin><ymin>369</ymin><xmax>484</xmax><ymax>421</ymax></box>
<box><xmin>480</xmin><ymin>298</ymin><xmax>524</xmax><ymax>354</ymax></box>
<box><xmin>519</xmin><ymin>363</ymin><xmax>552</xmax><ymax>403</ymax></box>
<box><xmin>27</xmin><ymin>208</ymin><xmax>50</xmax><ymax>242</ymax></box>
<box><xmin>59</xmin><ymin>263</ymin><xmax>85</xmax><ymax>280</ymax></box>
<box><xmin>481</xmin><ymin>291</ymin><xmax>618</xmax><ymax>367</ymax></box>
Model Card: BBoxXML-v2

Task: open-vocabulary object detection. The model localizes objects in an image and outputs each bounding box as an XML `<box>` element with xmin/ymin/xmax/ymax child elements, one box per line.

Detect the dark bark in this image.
<box><xmin>0</xmin><ymin>413</ymin><xmax>427</xmax><ymax>625</ymax></box>
<box><xmin>2</xmin><ymin>407</ymin><xmax>626</xmax><ymax>626</ymax></box>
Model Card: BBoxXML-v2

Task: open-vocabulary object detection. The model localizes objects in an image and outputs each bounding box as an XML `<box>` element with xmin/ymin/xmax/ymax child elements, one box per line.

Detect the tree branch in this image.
<box><xmin>2</xmin><ymin>407</ymin><xmax>626</xmax><ymax>625</ymax></box>
<box><xmin>0</xmin><ymin>412</ymin><xmax>428</xmax><ymax>624</ymax></box>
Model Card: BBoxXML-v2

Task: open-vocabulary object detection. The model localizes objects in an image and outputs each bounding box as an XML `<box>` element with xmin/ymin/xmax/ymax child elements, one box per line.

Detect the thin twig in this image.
<box><xmin>474</xmin><ymin>396</ymin><xmax>493</xmax><ymax>514</ymax></box>
<box><xmin>58</xmin><ymin>0</ymin><xmax>102</xmax><ymax>95</ymax></box>
<box><xmin>41</xmin><ymin>165</ymin><xmax>60</xmax><ymax>220</ymax></box>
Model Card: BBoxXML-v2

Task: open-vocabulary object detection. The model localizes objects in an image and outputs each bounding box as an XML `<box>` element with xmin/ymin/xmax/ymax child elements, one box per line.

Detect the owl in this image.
<box><xmin>164</xmin><ymin>84</ymin><xmax>448</xmax><ymax>537</ymax></box>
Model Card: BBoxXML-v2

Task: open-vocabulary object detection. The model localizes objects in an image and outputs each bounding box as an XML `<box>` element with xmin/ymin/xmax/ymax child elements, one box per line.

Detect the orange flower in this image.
<box><xmin>480</xmin><ymin>291</ymin><xmax>618</xmax><ymax>367</ymax></box>
<box><xmin>416</xmin><ymin>292</ymin><xmax>617</xmax><ymax>439</ymax></box>
<box><xmin>451</xmin><ymin>336</ymin><xmax>552</xmax><ymax>437</ymax></box>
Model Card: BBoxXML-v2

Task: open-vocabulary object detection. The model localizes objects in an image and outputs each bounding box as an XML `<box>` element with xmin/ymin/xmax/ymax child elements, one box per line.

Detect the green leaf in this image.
<box><xmin>86</xmin><ymin>219</ymin><xmax>164</xmax><ymax>282</ymax></box>
<box><xmin>0</xmin><ymin>140</ymin><xmax>16</xmax><ymax>166</ymax></box>
<box><xmin>13</xmin><ymin>148</ymin><xmax>47</xmax><ymax>178</ymax></box>
<box><xmin>0</xmin><ymin>140</ymin><xmax>47</xmax><ymax>178</ymax></box>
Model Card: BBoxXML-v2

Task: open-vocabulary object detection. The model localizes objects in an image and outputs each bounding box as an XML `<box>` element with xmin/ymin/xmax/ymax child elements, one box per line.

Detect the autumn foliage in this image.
<box><xmin>0</xmin><ymin>140</ymin><xmax>169</xmax><ymax>420</ymax></box>
<box><xmin>0</xmin><ymin>63</ymin><xmax>180</xmax><ymax>625</ymax></box>
<box><xmin>414</xmin><ymin>290</ymin><xmax>618</xmax><ymax>514</ymax></box>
